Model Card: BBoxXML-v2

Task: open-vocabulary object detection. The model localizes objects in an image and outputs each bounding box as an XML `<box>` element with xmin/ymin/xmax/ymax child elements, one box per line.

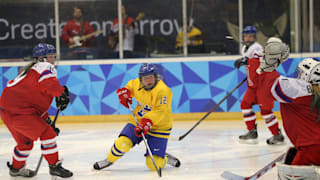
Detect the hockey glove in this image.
<box><xmin>116</xmin><ymin>87</ymin><xmax>132</xmax><ymax>109</ymax></box>
<box><xmin>134</xmin><ymin>118</ymin><xmax>153</xmax><ymax>137</ymax></box>
<box><xmin>234</xmin><ymin>57</ymin><xmax>248</xmax><ymax>69</ymax></box>
<box><xmin>45</xmin><ymin>117</ymin><xmax>60</xmax><ymax>136</ymax></box>
<box><xmin>56</xmin><ymin>86</ymin><xmax>70</xmax><ymax>111</ymax></box>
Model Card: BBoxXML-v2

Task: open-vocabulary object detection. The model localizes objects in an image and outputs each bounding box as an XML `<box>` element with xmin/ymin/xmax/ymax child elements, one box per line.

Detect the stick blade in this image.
<box><xmin>221</xmin><ymin>171</ymin><xmax>245</xmax><ymax>180</ymax></box>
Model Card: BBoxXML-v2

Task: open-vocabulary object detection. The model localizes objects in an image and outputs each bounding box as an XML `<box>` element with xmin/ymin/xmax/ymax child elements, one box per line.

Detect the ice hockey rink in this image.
<box><xmin>0</xmin><ymin>120</ymin><xmax>290</xmax><ymax>180</ymax></box>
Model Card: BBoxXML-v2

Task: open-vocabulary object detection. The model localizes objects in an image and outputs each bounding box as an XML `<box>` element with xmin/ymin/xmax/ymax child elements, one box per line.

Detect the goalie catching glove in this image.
<box><xmin>134</xmin><ymin>118</ymin><xmax>153</xmax><ymax>137</ymax></box>
<box><xmin>117</xmin><ymin>87</ymin><xmax>132</xmax><ymax>109</ymax></box>
<box><xmin>56</xmin><ymin>86</ymin><xmax>70</xmax><ymax>111</ymax></box>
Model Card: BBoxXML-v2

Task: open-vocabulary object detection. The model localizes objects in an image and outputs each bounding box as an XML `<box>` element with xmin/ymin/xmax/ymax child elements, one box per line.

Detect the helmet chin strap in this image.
<box><xmin>34</xmin><ymin>56</ymin><xmax>47</xmax><ymax>62</ymax></box>
<box><xmin>138</xmin><ymin>79</ymin><xmax>159</xmax><ymax>91</ymax></box>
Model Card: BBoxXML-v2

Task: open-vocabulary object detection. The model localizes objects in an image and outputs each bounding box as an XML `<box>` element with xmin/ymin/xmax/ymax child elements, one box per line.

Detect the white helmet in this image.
<box><xmin>257</xmin><ymin>37</ymin><xmax>290</xmax><ymax>73</ymax></box>
<box><xmin>297</xmin><ymin>58</ymin><xmax>320</xmax><ymax>84</ymax></box>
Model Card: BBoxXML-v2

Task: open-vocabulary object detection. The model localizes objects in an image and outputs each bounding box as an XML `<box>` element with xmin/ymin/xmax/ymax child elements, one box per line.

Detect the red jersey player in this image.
<box><xmin>234</xmin><ymin>27</ymin><xmax>285</xmax><ymax>145</ymax></box>
<box><xmin>0</xmin><ymin>43</ymin><xmax>72</xmax><ymax>178</ymax></box>
<box><xmin>256</xmin><ymin>40</ymin><xmax>320</xmax><ymax>178</ymax></box>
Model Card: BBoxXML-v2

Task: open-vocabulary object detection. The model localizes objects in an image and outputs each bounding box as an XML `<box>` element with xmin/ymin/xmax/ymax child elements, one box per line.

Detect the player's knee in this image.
<box><xmin>240</xmin><ymin>101</ymin><xmax>252</xmax><ymax>109</ymax></box>
<box><xmin>260</xmin><ymin>109</ymin><xmax>273</xmax><ymax>115</ymax></box>
<box><xmin>145</xmin><ymin>155</ymin><xmax>167</xmax><ymax>171</ymax></box>
<box><xmin>17</xmin><ymin>141</ymin><xmax>34</xmax><ymax>150</ymax></box>
<box><xmin>40</xmin><ymin>126</ymin><xmax>57</xmax><ymax>140</ymax></box>
<box><xmin>114</xmin><ymin>136</ymin><xmax>133</xmax><ymax>153</ymax></box>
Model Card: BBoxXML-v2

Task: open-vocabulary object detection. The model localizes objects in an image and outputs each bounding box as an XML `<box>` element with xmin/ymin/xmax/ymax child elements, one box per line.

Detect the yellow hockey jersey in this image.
<box><xmin>126</xmin><ymin>78</ymin><xmax>173</xmax><ymax>138</ymax></box>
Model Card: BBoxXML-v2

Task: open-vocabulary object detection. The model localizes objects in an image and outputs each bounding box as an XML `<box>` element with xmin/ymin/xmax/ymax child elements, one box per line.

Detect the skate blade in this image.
<box><xmin>51</xmin><ymin>175</ymin><xmax>59</xmax><ymax>180</ymax></box>
<box><xmin>267</xmin><ymin>141</ymin><xmax>285</xmax><ymax>145</ymax></box>
<box><xmin>239</xmin><ymin>139</ymin><xmax>259</xmax><ymax>144</ymax></box>
<box><xmin>51</xmin><ymin>175</ymin><xmax>73</xmax><ymax>180</ymax></box>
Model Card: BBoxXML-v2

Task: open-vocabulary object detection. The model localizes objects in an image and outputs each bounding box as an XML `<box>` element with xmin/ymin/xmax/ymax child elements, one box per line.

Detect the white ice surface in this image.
<box><xmin>0</xmin><ymin>120</ymin><xmax>290</xmax><ymax>180</ymax></box>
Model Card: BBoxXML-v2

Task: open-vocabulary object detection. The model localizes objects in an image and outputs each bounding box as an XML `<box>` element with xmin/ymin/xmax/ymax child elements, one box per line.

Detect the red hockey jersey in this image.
<box><xmin>245</xmin><ymin>57</ymin><xmax>279</xmax><ymax>88</ymax></box>
<box><xmin>0</xmin><ymin>62</ymin><xmax>64</xmax><ymax>118</ymax></box>
<box><xmin>270</xmin><ymin>76</ymin><xmax>320</xmax><ymax>147</ymax></box>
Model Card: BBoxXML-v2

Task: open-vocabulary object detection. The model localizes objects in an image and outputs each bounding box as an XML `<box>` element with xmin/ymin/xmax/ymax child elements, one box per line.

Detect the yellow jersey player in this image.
<box><xmin>93</xmin><ymin>63</ymin><xmax>181</xmax><ymax>171</ymax></box>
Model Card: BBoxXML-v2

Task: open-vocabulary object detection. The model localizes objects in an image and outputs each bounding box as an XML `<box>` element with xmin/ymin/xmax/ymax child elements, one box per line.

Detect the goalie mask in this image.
<box><xmin>257</xmin><ymin>37</ymin><xmax>290</xmax><ymax>73</ymax></box>
<box><xmin>139</xmin><ymin>63</ymin><xmax>159</xmax><ymax>91</ymax></box>
<box><xmin>32</xmin><ymin>43</ymin><xmax>56</xmax><ymax>63</ymax></box>
<box><xmin>296</xmin><ymin>58</ymin><xmax>320</xmax><ymax>84</ymax></box>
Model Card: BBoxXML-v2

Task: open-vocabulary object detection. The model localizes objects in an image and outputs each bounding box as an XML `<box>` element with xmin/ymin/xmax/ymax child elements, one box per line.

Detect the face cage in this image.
<box><xmin>139</xmin><ymin>73</ymin><xmax>158</xmax><ymax>91</ymax></box>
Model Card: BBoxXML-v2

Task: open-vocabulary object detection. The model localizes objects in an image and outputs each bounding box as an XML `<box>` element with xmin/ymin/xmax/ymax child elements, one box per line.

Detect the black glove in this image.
<box><xmin>234</xmin><ymin>57</ymin><xmax>248</xmax><ymax>69</ymax></box>
<box><xmin>56</xmin><ymin>86</ymin><xmax>70</xmax><ymax>111</ymax></box>
<box><xmin>45</xmin><ymin>117</ymin><xmax>60</xmax><ymax>136</ymax></box>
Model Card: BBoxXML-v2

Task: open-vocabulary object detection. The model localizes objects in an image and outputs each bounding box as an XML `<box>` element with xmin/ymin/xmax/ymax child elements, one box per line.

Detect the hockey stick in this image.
<box><xmin>128</xmin><ymin>103</ymin><xmax>162</xmax><ymax>178</ymax></box>
<box><xmin>174</xmin><ymin>77</ymin><xmax>247</xmax><ymax>141</ymax></box>
<box><xmin>221</xmin><ymin>152</ymin><xmax>286</xmax><ymax>180</ymax></box>
<box><xmin>33</xmin><ymin>109</ymin><xmax>61</xmax><ymax>176</ymax></box>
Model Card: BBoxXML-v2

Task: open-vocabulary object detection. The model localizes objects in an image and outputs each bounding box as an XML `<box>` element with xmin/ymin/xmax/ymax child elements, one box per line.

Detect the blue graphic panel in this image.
<box><xmin>0</xmin><ymin>58</ymin><xmax>311</xmax><ymax>115</ymax></box>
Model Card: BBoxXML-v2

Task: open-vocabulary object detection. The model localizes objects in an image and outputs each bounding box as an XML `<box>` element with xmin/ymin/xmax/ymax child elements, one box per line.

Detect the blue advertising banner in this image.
<box><xmin>0</xmin><ymin>57</ymin><xmax>305</xmax><ymax>116</ymax></box>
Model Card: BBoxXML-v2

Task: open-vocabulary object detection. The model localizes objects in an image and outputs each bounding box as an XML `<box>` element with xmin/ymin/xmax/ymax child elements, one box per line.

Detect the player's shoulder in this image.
<box><xmin>31</xmin><ymin>62</ymin><xmax>56</xmax><ymax>74</ymax></box>
<box><xmin>277</xmin><ymin>76</ymin><xmax>310</xmax><ymax>89</ymax></box>
<box><xmin>127</xmin><ymin>78</ymin><xmax>140</xmax><ymax>89</ymax></box>
<box><xmin>243</xmin><ymin>42</ymin><xmax>263</xmax><ymax>58</ymax></box>
<box><xmin>275</xmin><ymin>76</ymin><xmax>312</xmax><ymax>98</ymax></box>
<box><xmin>250</xmin><ymin>42</ymin><xmax>263</xmax><ymax>53</ymax></box>
<box><xmin>130</xmin><ymin>78</ymin><xmax>140</xmax><ymax>85</ymax></box>
<box><xmin>252</xmin><ymin>42</ymin><xmax>263</xmax><ymax>49</ymax></box>
<box><xmin>155</xmin><ymin>80</ymin><xmax>172</xmax><ymax>95</ymax></box>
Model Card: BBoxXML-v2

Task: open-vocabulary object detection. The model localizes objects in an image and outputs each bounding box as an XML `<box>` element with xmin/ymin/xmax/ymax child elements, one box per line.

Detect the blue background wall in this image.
<box><xmin>0</xmin><ymin>58</ymin><xmax>309</xmax><ymax>116</ymax></box>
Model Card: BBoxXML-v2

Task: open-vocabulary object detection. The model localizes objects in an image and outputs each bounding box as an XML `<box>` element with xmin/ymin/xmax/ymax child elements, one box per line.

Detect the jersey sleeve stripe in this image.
<box><xmin>39</xmin><ymin>70</ymin><xmax>52</xmax><ymax>78</ymax></box>
<box><xmin>274</xmin><ymin>82</ymin><xmax>293</xmax><ymax>103</ymax></box>
<box><xmin>271</xmin><ymin>79</ymin><xmax>288</xmax><ymax>103</ymax></box>
<box><xmin>253</xmin><ymin>53</ymin><xmax>262</xmax><ymax>58</ymax></box>
<box><xmin>38</xmin><ymin>74</ymin><xmax>57</xmax><ymax>83</ymax></box>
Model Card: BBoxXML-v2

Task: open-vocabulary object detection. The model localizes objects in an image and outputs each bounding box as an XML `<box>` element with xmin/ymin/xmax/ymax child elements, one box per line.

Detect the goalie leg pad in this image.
<box><xmin>277</xmin><ymin>162</ymin><xmax>320</xmax><ymax>180</ymax></box>
<box><xmin>107</xmin><ymin>136</ymin><xmax>133</xmax><ymax>163</ymax></box>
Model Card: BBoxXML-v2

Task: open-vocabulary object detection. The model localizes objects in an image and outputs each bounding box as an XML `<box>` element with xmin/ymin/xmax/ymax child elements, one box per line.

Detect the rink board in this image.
<box><xmin>0</xmin><ymin>111</ymin><xmax>282</xmax><ymax>125</ymax></box>
<box><xmin>0</xmin><ymin>55</ymin><xmax>316</xmax><ymax>123</ymax></box>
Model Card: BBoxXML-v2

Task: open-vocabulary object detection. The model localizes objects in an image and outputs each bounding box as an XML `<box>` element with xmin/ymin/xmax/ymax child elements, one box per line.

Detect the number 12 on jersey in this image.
<box><xmin>160</xmin><ymin>96</ymin><xmax>167</xmax><ymax>104</ymax></box>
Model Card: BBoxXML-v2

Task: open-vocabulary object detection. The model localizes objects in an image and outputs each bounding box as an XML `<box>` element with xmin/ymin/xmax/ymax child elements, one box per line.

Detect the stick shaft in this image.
<box><xmin>221</xmin><ymin>152</ymin><xmax>286</xmax><ymax>180</ymax></box>
<box><xmin>33</xmin><ymin>109</ymin><xmax>61</xmax><ymax>175</ymax></box>
<box><xmin>128</xmin><ymin>104</ymin><xmax>162</xmax><ymax>177</ymax></box>
<box><xmin>179</xmin><ymin>77</ymin><xmax>247</xmax><ymax>141</ymax></box>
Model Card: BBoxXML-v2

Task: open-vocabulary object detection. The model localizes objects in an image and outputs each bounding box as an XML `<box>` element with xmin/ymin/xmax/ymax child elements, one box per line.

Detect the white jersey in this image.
<box><xmin>241</xmin><ymin>42</ymin><xmax>263</xmax><ymax>58</ymax></box>
<box><xmin>112</xmin><ymin>24</ymin><xmax>135</xmax><ymax>52</ymax></box>
<box><xmin>270</xmin><ymin>76</ymin><xmax>320</xmax><ymax>148</ymax></box>
<box><xmin>270</xmin><ymin>76</ymin><xmax>312</xmax><ymax>103</ymax></box>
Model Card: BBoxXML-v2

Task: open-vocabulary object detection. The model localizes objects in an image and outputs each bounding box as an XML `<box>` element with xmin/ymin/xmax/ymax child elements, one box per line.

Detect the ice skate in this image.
<box><xmin>266</xmin><ymin>129</ymin><xmax>285</xmax><ymax>145</ymax></box>
<box><xmin>239</xmin><ymin>125</ymin><xmax>258</xmax><ymax>144</ymax></box>
<box><xmin>166</xmin><ymin>153</ymin><xmax>181</xmax><ymax>167</ymax></box>
<box><xmin>7</xmin><ymin>162</ymin><xmax>36</xmax><ymax>177</ymax></box>
<box><xmin>49</xmin><ymin>161</ymin><xmax>73</xmax><ymax>178</ymax></box>
<box><xmin>93</xmin><ymin>159</ymin><xmax>113</xmax><ymax>170</ymax></box>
